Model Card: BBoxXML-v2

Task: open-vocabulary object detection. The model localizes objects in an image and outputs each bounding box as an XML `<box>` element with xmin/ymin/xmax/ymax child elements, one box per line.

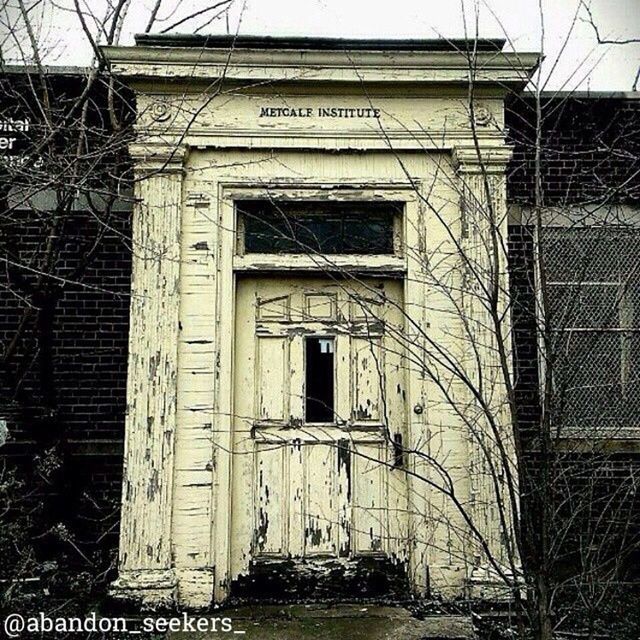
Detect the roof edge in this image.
<box><xmin>1</xmin><ymin>64</ymin><xmax>91</xmax><ymax>76</ymax></box>
<box><xmin>521</xmin><ymin>90</ymin><xmax>640</xmax><ymax>100</ymax></box>
<box><xmin>133</xmin><ymin>33</ymin><xmax>507</xmax><ymax>53</ymax></box>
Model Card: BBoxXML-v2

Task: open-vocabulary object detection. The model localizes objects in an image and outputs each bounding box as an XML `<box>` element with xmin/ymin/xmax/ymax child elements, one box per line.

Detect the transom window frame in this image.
<box><xmin>237</xmin><ymin>199</ymin><xmax>401</xmax><ymax>256</ymax></box>
<box><xmin>228</xmin><ymin>184</ymin><xmax>414</xmax><ymax>276</ymax></box>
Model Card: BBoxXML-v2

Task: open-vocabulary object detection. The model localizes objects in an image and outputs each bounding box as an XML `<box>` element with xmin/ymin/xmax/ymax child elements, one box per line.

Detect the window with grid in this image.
<box><xmin>237</xmin><ymin>200</ymin><xmax>400</xmax><ymax>255</ymax></box>
<box><xmin>543</xmin><ymin>227</ymin><xmax>640</xmax><ymax>435</ymax></box>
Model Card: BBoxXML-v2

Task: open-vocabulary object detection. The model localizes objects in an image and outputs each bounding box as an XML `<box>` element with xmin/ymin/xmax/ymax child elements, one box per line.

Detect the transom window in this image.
<box><xmin>237</xmin><ymin>200</ymin><xmax>400</xmax><ymax>255</ymax></box>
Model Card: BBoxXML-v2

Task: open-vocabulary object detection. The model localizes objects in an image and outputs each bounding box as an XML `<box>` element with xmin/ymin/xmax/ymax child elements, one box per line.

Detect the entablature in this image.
<box><xmin>104</xmin><ymin>37</ymin><xmax>539</xmax><ymax>154</ymax></box>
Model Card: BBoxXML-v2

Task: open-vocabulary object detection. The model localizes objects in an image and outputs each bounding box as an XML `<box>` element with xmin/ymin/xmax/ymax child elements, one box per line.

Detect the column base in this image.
<box><xmin>110</xmin><ymin>568</ymin><xmax>178</xmax><ymax>609</ymax></box>
<box><xmin>465</xmin><ymin>563</ymin><xmax>520</xmax><ymax>601</ymax></box>
<box><xmin>175</xmin><ymin>567</ymin><xmax>215</xmax><ymax>609</ymax></box>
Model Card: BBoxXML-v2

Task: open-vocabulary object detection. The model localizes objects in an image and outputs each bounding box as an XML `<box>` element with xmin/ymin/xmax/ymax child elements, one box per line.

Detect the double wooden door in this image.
<box><xmin>230</xmin><ymin>275</ymin><xmax>409</xmax><ymax>586</ymax></box>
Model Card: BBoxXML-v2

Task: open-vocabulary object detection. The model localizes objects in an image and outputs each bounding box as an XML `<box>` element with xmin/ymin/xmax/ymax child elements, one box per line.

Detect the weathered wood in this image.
<box><xmin>110</xmin><ymin>145</ymin><xmax>185</xmax><ymax>607</ymax></box>
<box><xmin>230</xmin><ymin>276</ymin><xmax>408</xmax><ymax>587</ymax></box>
<box><xmin>173</xmin><ymin>189</ymin><xmax>217</xmax><ymax>608</ymax></box>
<box><xmin>453</xmin><ymin>145</ymin><xmax>519</xmax><ymax>597</ymax></box>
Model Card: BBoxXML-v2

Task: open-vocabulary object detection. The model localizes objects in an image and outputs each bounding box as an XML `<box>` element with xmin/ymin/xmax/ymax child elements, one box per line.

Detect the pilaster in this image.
<box><xmin>110</xmin><ymin>142</ymin><xmax>186</xmax><ymax>607</ymax></box>
<box><xmin>452</xmin><ymin>143</ymin><xmax>520</xmax><ymax>599</ymax></box>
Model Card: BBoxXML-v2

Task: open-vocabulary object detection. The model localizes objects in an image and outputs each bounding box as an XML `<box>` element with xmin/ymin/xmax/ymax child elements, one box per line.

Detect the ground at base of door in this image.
<box><xmin>169</xmin><ymin>604</ymin><xmax>476</xmax><ymax>639</ymax></box>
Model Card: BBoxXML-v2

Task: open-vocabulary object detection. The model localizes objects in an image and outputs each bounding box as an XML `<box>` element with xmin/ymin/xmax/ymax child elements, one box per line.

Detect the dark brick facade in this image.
<box><xmin>506</xmin><ymin>94</ymin><xmax>640</xmax><ymax>581</ymax></box>
<box><xmin>506</xmin><ymin>94</ymin><xmax>640</xmax><ymax>443</ymax></box>
<box><xmin>506</xmin><ymin>93</ymin><xmax>640</xmax><ymax>205</ymax></box>
<box><xmin>0</xmin><ymin>209</ymin><xmax>131</xmax><ymax>550</ymax></box>
<box><xmin>0</xmin><ymin>71</ymin><xmax>133</xmax><ymax>580</ymax></box>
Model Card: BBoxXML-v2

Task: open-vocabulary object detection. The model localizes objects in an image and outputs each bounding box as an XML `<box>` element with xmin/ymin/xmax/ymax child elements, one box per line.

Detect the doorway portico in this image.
<box><xmin>103</xmin><ymin>35</ymin><xmax>538</xmax><ymax>608</ymax></box>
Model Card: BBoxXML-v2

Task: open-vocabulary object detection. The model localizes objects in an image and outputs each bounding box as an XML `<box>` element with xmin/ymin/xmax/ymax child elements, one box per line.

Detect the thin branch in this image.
<box><xmin>158</xmin><ymin>0</ymin><xmax>232</xmax><ymax>34</ymax></box>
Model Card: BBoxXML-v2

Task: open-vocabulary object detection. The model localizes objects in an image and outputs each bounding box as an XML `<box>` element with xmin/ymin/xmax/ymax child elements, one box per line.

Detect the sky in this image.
<box><xmin>2</xmin><ymin>0</ymin><xmax>640</xmax><ymax>91</ymax></box>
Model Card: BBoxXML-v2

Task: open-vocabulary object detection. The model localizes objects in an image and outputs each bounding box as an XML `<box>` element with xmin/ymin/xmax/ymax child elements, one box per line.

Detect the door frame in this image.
<box><xmin>211</xmin><ymin>181</ymin><xmax>428</xmax><ymax>602</ymax></box>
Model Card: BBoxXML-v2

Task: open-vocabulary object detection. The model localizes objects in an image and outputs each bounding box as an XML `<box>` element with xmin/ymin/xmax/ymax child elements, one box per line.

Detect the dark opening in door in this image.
<box><xmin>305</xmin><ymin>337</ymin><xmax>335</xmax><ymax>423</ymax></box>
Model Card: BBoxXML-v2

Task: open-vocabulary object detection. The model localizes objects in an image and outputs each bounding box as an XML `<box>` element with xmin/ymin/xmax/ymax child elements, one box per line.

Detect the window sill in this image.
<box><xmin>529</xmin><ymin>428</ymin><xmax>640</xmax><ymax>453</ymax></box>
<box><xmin>555</xmin><ymin>426</ymin><xmax>640</xmax><ymax>440</ymax></box>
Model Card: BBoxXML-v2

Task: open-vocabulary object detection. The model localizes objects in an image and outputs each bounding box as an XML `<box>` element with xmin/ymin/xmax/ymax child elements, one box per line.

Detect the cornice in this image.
<box><xmin>133</xmin><ymin>34</ymin><xmax>507</xmax><ymax>52</ymax></box>
<box><xmin>102</xmin><ymin>45</ymin><xmax>540</xmax><ymax>90</ymax></box>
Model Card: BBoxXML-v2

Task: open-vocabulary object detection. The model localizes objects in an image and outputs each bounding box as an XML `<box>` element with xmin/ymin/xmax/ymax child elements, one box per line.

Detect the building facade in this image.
<box><xmin>2</xmin><ymin>38</ymin><xmax>639</xmax><ymax>614</ymax></box>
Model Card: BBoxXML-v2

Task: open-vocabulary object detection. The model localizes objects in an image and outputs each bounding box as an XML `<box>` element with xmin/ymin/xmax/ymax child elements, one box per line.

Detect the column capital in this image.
<box><xmin>129</xmin><ymin>141</ymin><xmax>188</xmax><ymax>176</ymax></box>
<box><xmin>452</xmin><ymin>144</ymin><xmax>513</xmax><ymax>175</ymax></box>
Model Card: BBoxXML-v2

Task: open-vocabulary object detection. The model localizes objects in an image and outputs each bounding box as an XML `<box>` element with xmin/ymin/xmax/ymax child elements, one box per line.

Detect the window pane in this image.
<box><xmin>552</xmin><ymin>330</ymin><xmax>624</xmax><ymax>431</ymax></box>
<box><xmin>305</xmin><ymin>337</ymin><xmax>335</xmax><ymax>423</ymax></box>
<box><xmin>239</xmin><ymin>200</ymin><xmax>397</xmax><ymax>254</ymax></box>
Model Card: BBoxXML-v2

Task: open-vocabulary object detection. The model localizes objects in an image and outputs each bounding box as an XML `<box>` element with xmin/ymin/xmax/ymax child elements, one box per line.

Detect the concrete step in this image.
<box><xmin>170</xmin><ymin>604</ymin><xmax>476</xmax><ymax>639</ymax></box>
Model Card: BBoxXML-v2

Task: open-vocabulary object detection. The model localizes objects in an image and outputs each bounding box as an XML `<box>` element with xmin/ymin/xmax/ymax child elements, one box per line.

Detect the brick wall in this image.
<box><xmin>0</xmin><ymin>208</ymin><xmax>131</xmax><ymax>556</ymax></box>
<box><xmin>508</xmin><ymin>221</ymin><xmax>640</xmax><ymax>579</ymax></box>
<box><xmin>0</xmin><ymin>71</ymin><xmax>133</xmax><ymax>574</ymax></box>
<box><xmin>506</xmin><ymin>95</ymin><xmax>640</xmax><ymax>579</ymax></box>
<box><xmin>506</xmin><ymin>93</ymin><xmax>640</xmax><ymax>205</ymax></box>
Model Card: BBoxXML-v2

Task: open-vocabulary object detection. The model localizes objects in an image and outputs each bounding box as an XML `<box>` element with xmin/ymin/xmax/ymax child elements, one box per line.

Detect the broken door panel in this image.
<box><xmin>305</xmin><ymin>336</ymin><xmax>335</xmax><ymax>423</ymax></box>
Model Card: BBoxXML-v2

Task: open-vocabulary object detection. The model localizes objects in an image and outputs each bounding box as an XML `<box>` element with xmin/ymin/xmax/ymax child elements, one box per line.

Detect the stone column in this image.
<box><xmin>110</xmin><ymin>143</ymin><xmax>186</xmax><ymax>607</ymax></box>
<box><xmin>452</xmin><ymin>144</ymin><xmax>520</xmax><ymax>599</ymax></box>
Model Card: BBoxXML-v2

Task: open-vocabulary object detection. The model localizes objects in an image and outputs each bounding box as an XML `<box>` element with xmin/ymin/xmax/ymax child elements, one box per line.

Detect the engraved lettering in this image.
<box><xmin>259</xmin><ymin>106</ymin><xmax>380</xmax><ymax>119</ymax></box>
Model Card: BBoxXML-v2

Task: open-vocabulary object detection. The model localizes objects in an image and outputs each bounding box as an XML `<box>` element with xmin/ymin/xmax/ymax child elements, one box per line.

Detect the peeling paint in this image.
<box><xmin>114</xmin><ymin>75</ymin><xmax>519</xmax><ymax>608</ymax></box>
<box><xmin>337</xmin><ymin>439</ymin><xmax>352</xmax><ymax>502</ymax></box>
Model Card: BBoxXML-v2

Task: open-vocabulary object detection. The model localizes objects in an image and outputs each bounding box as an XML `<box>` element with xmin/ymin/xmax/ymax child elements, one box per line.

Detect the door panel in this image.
<box><xmin>353</xmin><ymin>443</ymin><xmax>386</xmax><ymax>554</ymax></box>
<box><xmin>256</xmin><ymin>337</ymin><xmax>288</xmax><ymax>422</ymax></box>
<box><xmin>231</xmin><ymin>275</ymin><xmax>409</xmax><ymax>584</ymax></box>
<box><xmin>351</xmin><ymin>336</ymin><xmax>383</xmax><ymax>422</ymax></box>
<box><xmin>304</xmin><ymin>443</ymin><xmax>337</xmax><ymax>555</ymax></box>
<box><xmin>255</xmin><ymin>442</ymin><xmax>285</xmax><ymax>555</ymax></box>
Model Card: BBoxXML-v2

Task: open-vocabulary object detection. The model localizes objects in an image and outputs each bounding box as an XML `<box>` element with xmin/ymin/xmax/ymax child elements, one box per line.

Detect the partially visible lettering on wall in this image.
<box><xmin>0</xmin><ymin>117</ymin><xmax>29</xmax><ymax>150</ymax></box>
<box><xmin>0</xmin><ymin>116</ymin><xmax>42</xmax><ymax>168</ymax></box>
<box><xmin>259</xmin><ymin>106</ymin><xmax>381</xmax><ymax>119</ymax></box>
